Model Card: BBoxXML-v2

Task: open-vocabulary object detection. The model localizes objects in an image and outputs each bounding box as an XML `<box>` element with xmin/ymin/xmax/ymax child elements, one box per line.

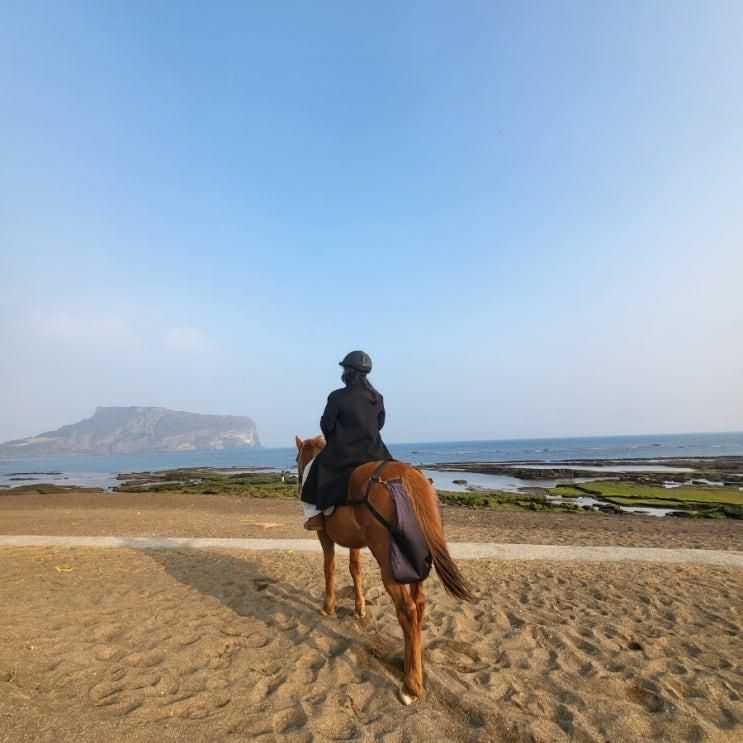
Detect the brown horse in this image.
<box><xmin>295</xmin><ymin>435</ymin><xmax>477</xmax><ymax>705</ymax></box>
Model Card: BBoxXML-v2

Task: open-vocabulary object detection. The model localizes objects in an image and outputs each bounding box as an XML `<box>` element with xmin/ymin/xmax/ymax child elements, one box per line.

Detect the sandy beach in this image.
<box><xmin>1</xmin><ymin>546</ymin><xmax>741</xmax><ymax>742</ymax></box>
<box><xmin>1</xmin><ymin>492</ymin><xmax>742</xmax><ymax>742</ymax></box>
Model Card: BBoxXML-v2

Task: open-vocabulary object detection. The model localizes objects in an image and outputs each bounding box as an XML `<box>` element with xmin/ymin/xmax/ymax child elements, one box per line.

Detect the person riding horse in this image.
<box><xmin>301</xmin><ymin>350</ymin><xmax>391</xmax><ymax>530</ymax></box>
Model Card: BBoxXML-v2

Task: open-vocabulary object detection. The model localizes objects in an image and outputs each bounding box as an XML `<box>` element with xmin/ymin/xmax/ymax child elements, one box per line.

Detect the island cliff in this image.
<box><xmin>0</xmin><ymin>406</ymin><xmax>260</xmax><ymax>457</ymax></box>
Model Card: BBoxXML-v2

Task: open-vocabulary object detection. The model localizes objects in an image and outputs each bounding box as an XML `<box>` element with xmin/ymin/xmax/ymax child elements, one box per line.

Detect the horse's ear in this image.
<box><xmin>312</xmin><ymin>435</ymin><xmax>326</xmax><ymax>448</ymax></box>
<box><xmin>295</xmin><ymin>435</ymin><xmax>303</xmax><ymax>450</ymax></box>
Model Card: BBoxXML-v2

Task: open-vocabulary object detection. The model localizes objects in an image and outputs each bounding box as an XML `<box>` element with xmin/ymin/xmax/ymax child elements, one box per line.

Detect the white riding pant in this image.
<box><xmin>300</xmin><ymin>456</ymin><xmax>334</xmax><ymax>519</ymax></box>
<box><xmin>303</xmin><ymin>502</ymin><xmax>335</xmax><ymax>519</ymax></box>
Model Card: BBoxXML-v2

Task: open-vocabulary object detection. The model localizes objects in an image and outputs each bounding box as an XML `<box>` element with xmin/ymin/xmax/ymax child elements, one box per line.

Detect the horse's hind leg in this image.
<box><xmin>410</xmin><ymin>582</ymin><xmax>426</xmax><ymax>677</ymax></box>
<box><xmin>366</xmin><ymin>534</ymin><xmax>423</xmax><ymax>704</ymax></box>
<box><xmin>349</xmin><ymin>548</ymin><xmax>365</xmax><ymax>619</ymax></box>
<box><xmin>317</xmin><ymin>531</ymin><xmax>336</xmax><ymax>617</ymax></box>
<box><xmin>411</xmin><ymin>582</ymin><xmax>425</xmax><ymax>633</ymax></box>
<box><xmin>385</xmin><ymin>580</ymin><xmax>423</xmax><ymax>704</ymax></box>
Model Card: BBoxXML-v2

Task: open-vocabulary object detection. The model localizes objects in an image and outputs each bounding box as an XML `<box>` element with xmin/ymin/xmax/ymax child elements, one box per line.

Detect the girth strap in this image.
<box><xmin>359</xmin><ymin>459</ymin><xmax>402</xmax><ymax>533</ymax></box>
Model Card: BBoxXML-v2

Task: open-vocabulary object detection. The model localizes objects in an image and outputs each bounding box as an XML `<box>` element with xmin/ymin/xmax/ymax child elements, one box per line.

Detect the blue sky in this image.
<box><xmin>1</xmin><ymin>2</ymin><xmax>742</xmax><ymax>446</ymax></box>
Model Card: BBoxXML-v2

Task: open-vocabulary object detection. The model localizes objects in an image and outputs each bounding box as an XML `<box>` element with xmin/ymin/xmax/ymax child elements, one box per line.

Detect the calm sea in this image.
<box><xmin>1</xmin><ymin>431</ymin><xmax>741</xmax><ymax>490</ymax></box>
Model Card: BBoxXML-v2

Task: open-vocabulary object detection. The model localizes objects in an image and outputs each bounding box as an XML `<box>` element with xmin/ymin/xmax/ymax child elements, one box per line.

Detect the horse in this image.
<box><xmin>294</xmin><ymin>435</ymin><xmax>477</xmax><ymax>705</ymax></box>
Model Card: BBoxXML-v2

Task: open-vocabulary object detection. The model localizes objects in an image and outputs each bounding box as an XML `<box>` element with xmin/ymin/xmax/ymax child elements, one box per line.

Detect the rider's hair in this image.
<box><xmin>342</xmin><ymin>367</ymin><xmax>379</xmax><ymax>404</ymax></box>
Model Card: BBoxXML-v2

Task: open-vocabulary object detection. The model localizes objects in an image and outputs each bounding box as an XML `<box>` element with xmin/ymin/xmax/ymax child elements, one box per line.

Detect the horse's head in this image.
<box><xmin>294</xmin><ymin>434</ymin><xmax>326</xmax><ymax>493</ymax></box>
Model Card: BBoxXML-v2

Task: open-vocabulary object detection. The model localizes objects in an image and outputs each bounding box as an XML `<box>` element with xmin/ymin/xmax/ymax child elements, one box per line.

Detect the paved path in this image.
<box><xmin>1</xmin><ymin>534</ymin><xmax>741</xmax><ymax>567</ymax></box>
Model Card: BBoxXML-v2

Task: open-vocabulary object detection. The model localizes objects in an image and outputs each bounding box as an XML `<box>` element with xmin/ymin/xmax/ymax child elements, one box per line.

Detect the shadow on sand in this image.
<box><xmin>140</xmin><ymin>547</ymin><xmax>493</xmax><ymax>728</ymax></box>
<box><xmin>143</xmin><ymin>547</ymin><xmax>404</xmax><ymax>678</ymax></box>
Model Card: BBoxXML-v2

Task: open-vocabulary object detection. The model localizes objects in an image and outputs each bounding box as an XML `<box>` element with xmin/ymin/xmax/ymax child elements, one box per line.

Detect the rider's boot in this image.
<box><xmin>304</xmin><ymin>514</ymin><xmax>325</xmax><ymax>531</ymax></box>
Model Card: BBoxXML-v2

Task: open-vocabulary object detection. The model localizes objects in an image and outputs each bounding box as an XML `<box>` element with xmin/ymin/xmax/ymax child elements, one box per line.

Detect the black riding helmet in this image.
<box><xmin>339</xmin><ymin>350</ymin><xmax>372</xmax><ymax>373</ymax></box>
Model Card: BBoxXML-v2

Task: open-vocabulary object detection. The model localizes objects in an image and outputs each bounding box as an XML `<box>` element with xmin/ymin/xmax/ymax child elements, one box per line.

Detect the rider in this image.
<box><xmin>301</xmin><ymin>351</ymin><xmax>391</xmax><ymax>530</ymax></box>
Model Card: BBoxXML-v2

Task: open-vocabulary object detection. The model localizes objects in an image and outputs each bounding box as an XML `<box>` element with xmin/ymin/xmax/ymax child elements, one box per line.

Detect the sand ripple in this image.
<box><xmin>0</xmin><ymin>546</ymin><xmax>741</xmax><ymax>742</ymax></box>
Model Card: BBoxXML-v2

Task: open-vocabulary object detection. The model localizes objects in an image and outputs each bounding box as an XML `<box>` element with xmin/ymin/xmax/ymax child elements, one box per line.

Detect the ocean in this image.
<box><xmin>1</xmin><ymin>431</ymin><xmax>741</xmax><ymax>490</ymax></box>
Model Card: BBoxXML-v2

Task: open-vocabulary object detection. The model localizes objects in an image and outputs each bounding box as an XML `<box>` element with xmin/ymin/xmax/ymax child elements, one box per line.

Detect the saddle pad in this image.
<box><xmin>387</xmin><ymin>481</ymin><xmax>432</xmax><ymax>584</ymax></box>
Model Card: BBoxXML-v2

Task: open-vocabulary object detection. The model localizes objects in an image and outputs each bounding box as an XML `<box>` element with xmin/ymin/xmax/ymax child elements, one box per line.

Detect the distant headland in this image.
<box><xmin>0</xmin><ymin>406</ymin><xmax>260</xmax><ymax>457</ymax></box>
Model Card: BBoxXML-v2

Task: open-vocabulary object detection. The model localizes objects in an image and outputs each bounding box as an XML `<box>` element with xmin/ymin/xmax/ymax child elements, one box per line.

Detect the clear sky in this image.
<box><xmin>1</xmin><ymin>2</ymin><xmax>742</xmax><ymax>447</ymax></box>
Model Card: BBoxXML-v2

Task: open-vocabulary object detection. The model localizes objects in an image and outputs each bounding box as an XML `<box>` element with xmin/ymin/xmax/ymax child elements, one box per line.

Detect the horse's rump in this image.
<box><xmin>347</xmin><ymin>461</ymin><xmax>476</xmax><ymax>600</ymax></box>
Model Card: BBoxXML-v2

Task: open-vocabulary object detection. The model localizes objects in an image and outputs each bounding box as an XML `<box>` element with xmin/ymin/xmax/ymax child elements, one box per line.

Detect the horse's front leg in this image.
<box><xmin>386</xmin><ymin>582</ymin><xmax>423</xmax><ymax>704</ymax></box>
<box><xmin>317</xmin><ymin>530</ymin><xmax>336</xmax><ymax>617</ymax></box>
<box><xmin>349</xmin><ymin>548</ymin><xmax>365</xmax><ymax>619</ymax></box>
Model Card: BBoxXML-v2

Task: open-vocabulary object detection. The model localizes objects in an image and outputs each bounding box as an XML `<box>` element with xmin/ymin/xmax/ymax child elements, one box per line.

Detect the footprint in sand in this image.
<box><xmin>506</xmin><ymin>611</ymin><xmax>526</xmax><ymax>629</ymax></box>
<box><xmin>90</xmin><ymin>623</ymin><xmax>123</xmax><ymax>642</ymax></box>
<box><xmin>579</xmin><ymin>661</ymin><xmax>598</xmax><ymax>677</ymax></box>
<box><xmin>251</xmin><ymin>577</ymin><xmax>279</xmax><ymax>592</ymax></box>
<box><xmin>292</xmin><ymin>653</ymin><xmax>327</xmax><ymax>684</ymax></box>
<box><xmin>107</xmin><ymin>668</ymin><xmax>127</xmax><ymax>683</ymax></box>
<box><xmin>219</xmin><ymin>622</ymin><xmax>247</xmax><ymax>637</ymax></box>
<box><xmin>89</xmin><ymin>680</ymin><xmax>124</xmax><ymax>706</ymax></box>
<box><xmin>41</xmin><ymin>658</ymin><xmax>64</xmax><ymax>672</ymax></box>
<box><xmin>548</xmin><ymin>649</ymin><xmax>561</xmax><ymax>671</ymax></box>
<box><xmin>177</xmin><ymin>633</ymin><xmax>201</xmax><ymax>647</ymax></box>
<box><xmin>718</xmin><ymin>705</ymin><xmax>739</xmax><ymax>729</ymax></box>
<box><xmin>554</xmin><ymin>703</ymin><xmax>574</xmax><ymax>735</ymax></box>
<box><xmin>625</xmin><ymin>684</ymin><xmax>665</xmax><ymax>713</ymax></box>
<box><xmin>272</xmin><ymin>705</ymin><xmax>308</xmax><ymax>735</ymax></box>
<box><xmin>243</xmin><ymin>632</ymin><xmax>271</xmax><ymax>648</ymax></box>
<box><xmin>128</xmin><ymin>672</ymin><xmax>162</xmax><ymax>691</ymax></box>
<box><xmin>95</xmin><ymin>645</ymin><xmax>120</xmax><ymax>661</ymax></box>
<box><xmin>170</xmin><ymin>698</ymin><xmax>213</xmax><ymax>720</ymax></box>
<box><xmin>314</xmin><ymin>634</ymin><xmax>352</xmax><ymax>658</ymax></box>
<box><xmin>428</xmin><ymin>639</ymin><xmax>487</xmax><ymax>673</ymax></box>
<box><xmin>123</xmin><ymin>651</ymin><xmax>164</xmax><ymax>668</ymax></box>
<box><xmin>313</xmin><ymin>715</ymin><xmax>361</xmax><ymax>741</ymax></box>
<box><xmin>576</xmin><ymin>638</ymin><xmax>599</xmax><ymax>656</ymax></box>
<box><xmin>364</xmin><ymin>586</ymin><xmax>385</xmax><ymax>606</ymax></box>
<box><xmin>249</xmin><ymin>674</ymin><xmax>285</xmax><ymax>704</ymax></box>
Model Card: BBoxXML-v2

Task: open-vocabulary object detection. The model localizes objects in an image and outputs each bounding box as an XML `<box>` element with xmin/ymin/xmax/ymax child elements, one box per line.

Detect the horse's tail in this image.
<box><xmin>401</xmin><ymin>467</ymin><xmax>478</xmax><ymax>603</ymax></box>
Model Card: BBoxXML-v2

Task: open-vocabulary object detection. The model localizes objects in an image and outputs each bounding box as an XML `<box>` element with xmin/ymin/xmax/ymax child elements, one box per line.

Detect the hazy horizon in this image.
<box><xmin>1</xmin><ymin>405</ymin><xmax>741</xmax><ymax>451</ymax></box>
<box><xmin>2</xmin><ymin>3</ymin><xmax>742</xmax><ymax>448</ymax></box>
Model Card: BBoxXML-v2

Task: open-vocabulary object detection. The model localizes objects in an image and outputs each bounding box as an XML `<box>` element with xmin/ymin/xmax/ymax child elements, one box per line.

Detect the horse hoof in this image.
<box><xmin>319</xmin><ymin>608</ymin><xmax>336</xmax><ymax>618</ymax></box>
<box><xmin>355</xmin><ymin>609</ymin><xmax>366</xmax><ymax>619</ymax></box>
<box><xmin>399</xmin><ymin>687</ymin><xmax>417</xmax><ymax>706</ymax></box>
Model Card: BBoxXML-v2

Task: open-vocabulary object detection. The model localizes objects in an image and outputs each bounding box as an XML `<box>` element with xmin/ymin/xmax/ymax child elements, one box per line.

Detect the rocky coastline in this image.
<box><xmin>426</xmin><ymin>456</ymin><xmax>743</xmax><ymax>519</ymax></box>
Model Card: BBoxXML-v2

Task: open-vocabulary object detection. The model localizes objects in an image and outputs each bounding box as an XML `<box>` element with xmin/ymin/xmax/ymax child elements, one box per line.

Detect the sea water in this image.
<box><xmin>1</xmin><ymin>431</ymin><xmax>741</xmax><ymax>490</ymax></box>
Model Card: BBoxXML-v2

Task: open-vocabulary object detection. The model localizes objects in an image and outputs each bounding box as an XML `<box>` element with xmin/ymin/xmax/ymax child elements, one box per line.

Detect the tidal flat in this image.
<box><xmin>113</xmin><ymin>466</ymin><xmax>743</xmax><ymax>518</ymax></box>
<box><xmin>3</xmin><ymin>457</ymin><xmax>743</xmax><ymax>518</ymax></box>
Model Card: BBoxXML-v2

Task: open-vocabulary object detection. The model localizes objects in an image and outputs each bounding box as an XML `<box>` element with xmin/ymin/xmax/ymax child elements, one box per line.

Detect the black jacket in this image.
<box><xmin>301</xmin><ymin>383</ymin><xmax>391</xmax><ymax>510</ymax></box>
